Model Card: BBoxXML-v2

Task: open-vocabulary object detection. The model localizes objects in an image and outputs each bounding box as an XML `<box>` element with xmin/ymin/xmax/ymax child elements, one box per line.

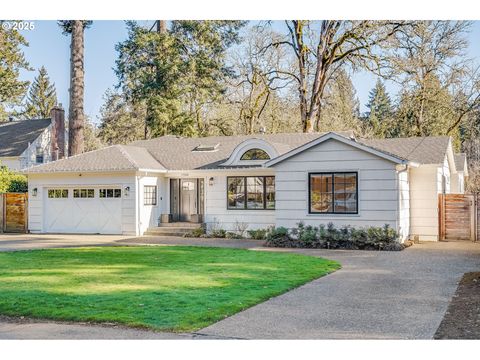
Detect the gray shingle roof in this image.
<box><xmin>24</xmin><ymin>131</ymin><xmax>453</xmax><ymax>174</ymax></box>
<box><xmin>0</xmin><ymin>119</ymin><xmax>52</xmax><ymax>157</ymax></box>
<box><xmin>26</xmin><ymin>145</ymin><xmax>166</xmax><ymax>173</ymax></box>
<box><xmin>454</xmin><ymin>153</ymin><xmax>467</xmax><ymax>172</ymax></box>
<box><xmin>360</xmin><ymin>136</ymin><xmax>451</xmax><ymax>165</ymax></box>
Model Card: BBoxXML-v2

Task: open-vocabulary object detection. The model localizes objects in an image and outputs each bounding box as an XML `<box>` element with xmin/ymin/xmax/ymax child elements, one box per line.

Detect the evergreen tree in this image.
<box><xmin>24</xmin><ymin>66</ymin><xmax>57</xmax><ymax>119</ymax></box>
<box><xmin>115</xmin><ymin>20</ymin><xmax>245</xmax><ymax>138</ymax></box>
<box><xmin>318</xmin><ymin>69</ymin><xmax>361</xmax><ymax>133</ymax></box>
<box><xmin>365</xmin><ymin>79</ymin><xmax>394</xmax><ymax>137</ymax></box>
<box><xmin>97</xmin><ymin>89</ymin><xmax>145</xmax><ymax>145</ymax></box>
<box><xmin>0</xmin><ymin>21</ymin><xmax>31</xmax><ymax>120</ymax></box>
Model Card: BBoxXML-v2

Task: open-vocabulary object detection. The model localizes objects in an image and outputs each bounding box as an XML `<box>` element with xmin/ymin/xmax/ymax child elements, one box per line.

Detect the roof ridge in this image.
<box><xmin>116</xmin><ymin>144</ymin><xmax>141</xmax><ymax>169</ymax></box>
<box><xmin>404</xmin><ymin>137</ymin><xmax>428</xmax><ymax>160</ymax></box>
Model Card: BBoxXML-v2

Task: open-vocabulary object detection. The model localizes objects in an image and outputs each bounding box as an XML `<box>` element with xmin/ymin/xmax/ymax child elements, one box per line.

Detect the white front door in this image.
<box><xmin>44</xmin><ymin>187</ymin><xmax>122</xmax><ymax>234</ymax></box>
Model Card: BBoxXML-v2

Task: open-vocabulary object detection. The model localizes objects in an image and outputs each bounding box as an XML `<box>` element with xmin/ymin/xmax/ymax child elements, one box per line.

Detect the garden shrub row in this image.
<box><xmin>184</xmin><ymin>220</ymin><xmax>411</xmax><ymax>251</ymax></box>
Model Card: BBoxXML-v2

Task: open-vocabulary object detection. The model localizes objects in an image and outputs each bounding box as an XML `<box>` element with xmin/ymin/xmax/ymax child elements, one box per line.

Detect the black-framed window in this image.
<box><xmin>227</xmin><ymin>176</ymin><xmax>275</xmax><ymax>210</ymax></box>
<box><xmin>309</xmin><ymin>172</ymin><xmax>358</xmax><ymax>214</ymax></box>
<box><xmin>73</xmin><ymin>189</ymin><xmax>95</xmax><ymax>198</ymax></box>
<box><xmin>240</xmin><ymin>149</ymin><xmax>270</xmax><ymax>160</ymax></box>
<box><xmin>48</xmin><ymin>189</ymin><xmax>69</xmax><ymax>198</ymax></box>
<box><xmin>99</xmin><ymin>188</ymin><xmax>121</xmax><ymax>198</ymax></box>
<box><xmin>144</xmin><ymin>185</ymin><xmax>157</xmax><ymax>205</ymax></box>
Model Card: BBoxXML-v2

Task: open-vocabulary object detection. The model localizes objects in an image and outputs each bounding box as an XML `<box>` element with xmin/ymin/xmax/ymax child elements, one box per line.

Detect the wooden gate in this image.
<box><xmin>1</xmin><ymin>193</ymin><xmax>28</xmax><ymax>233</ymax></box>
<box><xmin>438</xmin><ymin>194</ymin><xmax>476</xmax><ymax>241</ymax></box>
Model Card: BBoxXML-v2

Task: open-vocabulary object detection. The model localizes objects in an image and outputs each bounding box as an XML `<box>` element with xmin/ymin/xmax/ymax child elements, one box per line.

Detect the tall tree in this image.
<box><xmin>23</xmin><ymin>66</ymin><xmax>57</xmax><ymax>119</ymax></box>
<box><xmin>365</xmin><ymin>79</ymin><xmax>394</xmax><ymax>137</ymax></box>
<box><xmin>0</xmin><ymin>21</ymin><xmax>31</xmax><ymax>119</ymax></box>
<box><xmin>317</xmin><ymin>68</ymin><xmax>361</xmax><ymax>133</ymax></box>
<box><xmin>97</xmin><ymin>89</ymin><xmax>145</xmax><ymax>145</ymax></box>
<box><xmin>386</xmin><ymin>21</ymin><xmax>471</xmax><ymax>136</ymax></box>
<box><xmin>115</xmin><ymin>20</ymin><xmax>245</xmax><ymax>138</ymax></box>
<box><xmin>58</xmin><ymin>20</ymin><xmax>92</xmax><ymax>156</ymax></box>
<box><xmin>268</xmin><ymin>20</ymin><xmax>406</xmax><ymax>133</ymax></box>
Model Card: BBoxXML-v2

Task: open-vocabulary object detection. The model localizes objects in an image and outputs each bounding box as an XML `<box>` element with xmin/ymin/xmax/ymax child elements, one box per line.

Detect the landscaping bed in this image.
<box><xmin>434</xmin><ymin>272</ymin><xmax>480</xmax><ymax>339</ymax></box>
<box><xmin>0</xmin><ymin>246</ymin><xmax>339</xmax><ymax>332</ymax></box>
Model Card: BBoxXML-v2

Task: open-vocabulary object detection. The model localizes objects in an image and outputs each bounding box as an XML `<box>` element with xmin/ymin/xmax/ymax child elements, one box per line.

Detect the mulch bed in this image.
<box><xmin>434</xmin><ymin>272</ymin><xmax>480</xmax><ymax>339</ymax></box>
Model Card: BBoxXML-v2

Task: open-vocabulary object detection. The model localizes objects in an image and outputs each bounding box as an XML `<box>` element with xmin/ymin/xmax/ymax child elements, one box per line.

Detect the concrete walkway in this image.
<box><xmin>0</xmin><ymin>234</ymin><xmax>479</xmax><ymax>339</ymax></box>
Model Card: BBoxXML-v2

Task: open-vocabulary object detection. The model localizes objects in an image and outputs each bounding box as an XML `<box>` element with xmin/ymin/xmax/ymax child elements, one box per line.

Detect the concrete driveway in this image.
<box><xmin>196</xmin><ymin>241</ymin><xmax>480</xmax><ymax>339</ymax></box>
<box><xmin>0</xmin><ymin>235</ymin><xmax>479</xmax><ymax>339</ymax></box>
<box><xmin>0</xmin><ymin>233</ymin><xmax>135</xmax><ymax>252</ymax></box>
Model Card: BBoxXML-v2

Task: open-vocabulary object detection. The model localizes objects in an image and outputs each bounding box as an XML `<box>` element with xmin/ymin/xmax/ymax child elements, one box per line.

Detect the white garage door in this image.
<box><xmin>44</xmin><ymin>187</ymin><xmax>122</xmax><ymax>234</ymax></box>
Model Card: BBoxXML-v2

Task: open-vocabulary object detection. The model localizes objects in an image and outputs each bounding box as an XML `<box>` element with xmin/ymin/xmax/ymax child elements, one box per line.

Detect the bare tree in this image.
<box><xmin>266</xmin><ymin>20</ymin><xmax>405</xmax><ymax>133</ymax></box>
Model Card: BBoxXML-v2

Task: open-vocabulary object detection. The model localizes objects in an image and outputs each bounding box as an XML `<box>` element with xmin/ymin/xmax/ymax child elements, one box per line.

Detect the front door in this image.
<box><xmin>180</xmin><ymin>179</ymin><xmax>197</xmax><ymax>222</ymax></box>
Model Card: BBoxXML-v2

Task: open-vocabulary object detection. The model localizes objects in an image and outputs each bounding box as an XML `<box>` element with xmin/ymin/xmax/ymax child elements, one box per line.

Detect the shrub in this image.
<box><xmin>0</xmin><ymin>165</ymin><xmax>28</xmax><ymax>193</ymax></box>
<box><xmin>226</xmin><ymin>231</ymin><xmax>243</xmax><ymax>239</ymax></box>
<box><xmin>265</xmin><ymin>223</ymin><xmax>406</xmax><ymax>251</ymax></box>
<box><xmin>247</xmin><ymin>229</ymin><xmax>268</xmax><ymax>240</ymax></box>
<box><xmin>211</xmin><ymin>229</ymin><xmax>226</xmax><ymax>238</ymax></box>
<box><xmin>183</xmin><ymin>227</ymin><xmax>205</xmax><ymax>238</ymax></box>
<box><xmin>233</xmin><ymin>221</ymin><xmax>248</xmax><ymax>238</ymax></box>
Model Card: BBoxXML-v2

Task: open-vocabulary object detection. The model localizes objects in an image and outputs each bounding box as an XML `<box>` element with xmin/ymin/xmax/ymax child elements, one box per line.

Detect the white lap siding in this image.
<box><xmin>273</xmin><ymin>139</ymin><xmax>404</xmax><ymax>237</ymax></box>
<box><xmin>27</xmin><ymin>172</ymin><xmax>137</xmax><ymax>235</ymax></box>
<box><xmin>137</xmin><ymin>174</ymin><xmax>166</xmax><ymax>234</ymax></box>
<box><xmin>204</xmin><ymin>170</ymin><xmax>275</xmax><ymax>232</ymax></box>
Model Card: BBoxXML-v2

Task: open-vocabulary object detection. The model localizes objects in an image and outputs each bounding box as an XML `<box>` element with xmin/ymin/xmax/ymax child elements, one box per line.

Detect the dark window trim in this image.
<box><xmin>240</xmin><ymin>148</ymin><xmax>271</xmax><ymax>161</ymax></box>
<box><xmin>227</xmin><ymin>176</ymin><xmax>275</xmax><ymax>210</ymax></box>
<box><xmin>144</xmin><ymin>185</ymin><xmax>157</xmax><ymax>206</ymax></box>
<box><xmin>308</xmin><ymin>172</ymin><xmax>358</xmax><ymax>215</ymax></box>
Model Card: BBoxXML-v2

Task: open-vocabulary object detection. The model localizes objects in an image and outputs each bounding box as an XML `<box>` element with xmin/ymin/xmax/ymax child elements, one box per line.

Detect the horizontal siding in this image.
<box><xmin>273</xmin><ymin>138</ymin><xmax>400</xmax><ymax>232</ymax></box>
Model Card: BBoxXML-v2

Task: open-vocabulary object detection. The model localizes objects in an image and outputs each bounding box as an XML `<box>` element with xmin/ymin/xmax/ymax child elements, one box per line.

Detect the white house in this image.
<box><xmin>0</xmin><ymin>106</ymin><xmax>66</xmax><ymax>171</ymax></box>
<box><xmin>24</xmin><ymin>131</ymin><xmax>468</xmax><ymax>242</ymax></box>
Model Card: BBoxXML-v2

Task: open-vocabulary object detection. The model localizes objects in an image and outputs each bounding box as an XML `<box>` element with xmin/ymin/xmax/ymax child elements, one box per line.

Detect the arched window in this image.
<box><xmin>240</xmin><ymin>148</ymin><xmax>270</xmax><ymax>160</ymax></box>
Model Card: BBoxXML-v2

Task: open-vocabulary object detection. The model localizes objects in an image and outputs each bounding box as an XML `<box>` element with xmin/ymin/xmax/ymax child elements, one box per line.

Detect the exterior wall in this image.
<box><xmin>19</xmin><ymin>124</ymin><xmax>54</xmax><ymax>169</ymax></box>
<box><xmin>0</xmin><ymin>157</ymin><xmax>21</xmax><ymax>171</ymax></box>
<box><xmin>200</xmin><ymin>169</ymin><xmax>276</xmax><ymax>232</ymax></box>
<box><xmin>451</xmin><ymin>172</ymin><xmax>465</xmax><ymax>193</ymax></box>
<box><xmin>398</xmin><ymin>169</ymin><xmax>410</xmax><ymax>241</ymax></box>
<box><xmin>137</xmin><ymin>174</ymin><xmax>166</xmax><ymax>234</ymax></box>
<box><xmin>273</xmin><ymin>139</ymin><xmax>402</xmax><ymax>236</ymax></box>
<box><xmin>27</xmin><ymin>172</ymin><xmax>137</xmax><ymax>235</ymax></box>
<box><xmin>409</xmin><ymin>164</ymin><xmax>441</xmax><ymax>241</ymax></box>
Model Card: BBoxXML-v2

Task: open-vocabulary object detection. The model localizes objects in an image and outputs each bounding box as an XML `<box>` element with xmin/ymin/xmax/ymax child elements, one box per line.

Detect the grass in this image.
<box><xmin>0</xmin><ymin>246</ymin><xmax>340</xmax><ymax>332</ymax></box>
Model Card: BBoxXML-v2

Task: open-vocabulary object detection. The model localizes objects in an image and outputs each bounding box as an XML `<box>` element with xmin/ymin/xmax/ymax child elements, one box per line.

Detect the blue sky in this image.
<box><xmin>18</xmin><ymin>20</ymin><xmax>480</xmax><ymax>124</ymax></box>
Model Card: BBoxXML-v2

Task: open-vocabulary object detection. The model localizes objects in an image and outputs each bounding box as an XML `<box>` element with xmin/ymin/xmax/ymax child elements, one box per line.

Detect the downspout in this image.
<box><xmin>396</xmin><ymin>162</ymin><xmax>409</xmax><ymax>243</ymax></box>
<box><xmin>136</xmin><ymin>175</ymin><xmax>141</xmax><ymax>236</ymax></box>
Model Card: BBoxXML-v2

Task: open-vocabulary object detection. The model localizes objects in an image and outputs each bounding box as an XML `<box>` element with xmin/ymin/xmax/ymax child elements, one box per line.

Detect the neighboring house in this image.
<box><xmin>24</xmin><ymin>131</ymin><xmax>467</xmax><ymax>241</ymax></box>
<box><xmin>0</xmin><ymin>106</ymin><xmax>66</xmax><ymax>171</ymax></box>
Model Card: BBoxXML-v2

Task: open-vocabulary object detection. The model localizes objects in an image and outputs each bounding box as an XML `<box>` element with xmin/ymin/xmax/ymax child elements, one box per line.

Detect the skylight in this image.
<box><xmin>192</xmin><ymin>143</ymin><xmax>220</xmax><ymax>152</ymax></box>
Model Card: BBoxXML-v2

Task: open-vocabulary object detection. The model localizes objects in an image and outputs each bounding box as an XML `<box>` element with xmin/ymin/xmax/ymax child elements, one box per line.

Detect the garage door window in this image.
<box><xmin>48</xmin><ymin>189</ymin><xmax>69</xmax><ymax>198</ymax></box>
<box><xmin>74</xmin><ymin>189</ymin><xmax>95</xmax><ymax>198</ymax></box>
<box><xmin>99</xmin><ymin>188</ymin><xmax>121</xmax><ymax>198</ymax></box>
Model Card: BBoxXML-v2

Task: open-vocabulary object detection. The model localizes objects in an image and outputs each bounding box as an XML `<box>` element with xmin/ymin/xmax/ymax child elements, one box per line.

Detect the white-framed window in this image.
<box><xmin>48</xmin><ymin>189</ymin><xmax>69</xmax><ymax>198</ymax></box>
<box><xmin>99</xmin><ymin>188</ymin><xmax>121</xmax><ymax>198</ymax></box>
<box><xmin>73</xmin><ymin>189</ymin><xmax>95</xmax><ymax>198</ymax></box>
<box><xmin>144</xmin><ymin>185</ymin><xmax>157</xmax><ymax>205</ymax></box>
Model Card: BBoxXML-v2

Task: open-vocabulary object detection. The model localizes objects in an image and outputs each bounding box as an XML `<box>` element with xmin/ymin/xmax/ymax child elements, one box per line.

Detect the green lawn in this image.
<box><xmin>0</xmin><ymin>246</ymin><xmax>339</xmax><ymax>332</ymax></box>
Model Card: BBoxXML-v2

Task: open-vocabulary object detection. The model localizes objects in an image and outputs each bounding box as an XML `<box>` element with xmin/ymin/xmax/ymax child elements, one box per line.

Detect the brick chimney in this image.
<box><xmin>50</xmin><ymin>105</ymin><xmax>66</xmax><ymax>161</ymax></box>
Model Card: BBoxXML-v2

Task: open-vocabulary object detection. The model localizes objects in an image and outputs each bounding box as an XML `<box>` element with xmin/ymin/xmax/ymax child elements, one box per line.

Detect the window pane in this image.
<box><xmin>54</xmin><ymin>189</ymin><xmax>61</xmax><ymax>198</ymax></box>
<box><xmin>310</xmin><ymin>174</ymin><xmax>333</xmax><ymax>212</ymax></box>
<box><xmin>73</xmin><ymin>189</ymin><xmax>79</xmax><ymax>198</ymax></box>
<box><xmin>265</xmin><ymin>176</ymin><xmax>275</xmax><ymax>209</ymax></box>
<box><xmin>227</xmin><ymin>177</ymin><xmax>245</xmax><ymax>209</ymax></box>
<box><xmin>80</xmin><ymin>189</ymin><xmax>87</xmax><ymax>198</ymax></box>
<box><xmin>240</xmin><ymin>149</ymin><xmax>270</xmax><ymax>160</ymax></box>
<box><xmin>107</xmin><ymin>189</ymin><xmax>114</xmax><ymax>198</ymax></box>
<box><xmin>61</xmin><ymin>190</ymin><xmax>68</xmax><ymax>198</ymax></box>
<box><xmin>333</xmin><ymin>173</ymin><xmax>357</xmax><ymax>213</ymax></box>
<box><xmin>48</xmin><ymin>190</ymin><xmax>55</xmax><ymax>198</ymax></box>
<box><xmin>144</xmin><ymin>186</ymin><xmax>156</xmax><ymax>205</ymax></box>
<box><xmin>99</xmin><ymin>189</ymin><xmax>106</xmax><ymax>198</ymax></box>
<box><xmin>246</xmin><ymin>177</ymin><xmax>264</xmax><ymax>209</ymax></box>
<box><xmin>114</xmin><ymin>189</ymin><xmax>122</xmax><ymax>198</ymax></box>
<box><xmin>88</xmin><ymin>189</ymin><xmax>95</xmax><ymax>198</ymax></box>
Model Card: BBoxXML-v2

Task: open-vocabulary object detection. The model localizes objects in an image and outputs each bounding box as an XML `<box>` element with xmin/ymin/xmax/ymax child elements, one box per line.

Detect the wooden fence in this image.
<box><xmin>438</xmin><ymin>194</ymin><xmax>476</xmax><ymax>241</ymax></box>
<box><xmin>0</xmin><ymin>193</ymin><xmax>28</xmax><ymax>233</ymax></box>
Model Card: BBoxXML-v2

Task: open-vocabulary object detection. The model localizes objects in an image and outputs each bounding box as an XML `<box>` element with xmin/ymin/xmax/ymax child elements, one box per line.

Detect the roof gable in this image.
<box><xmin>265</xmin><ymin>132</ymin><xmax>407</xmax><ymax>167</ymax></box>
<box><xmin>0</xmin><ymin>119</ymin><xmax>52</xmax><ymax>157</ymax></box>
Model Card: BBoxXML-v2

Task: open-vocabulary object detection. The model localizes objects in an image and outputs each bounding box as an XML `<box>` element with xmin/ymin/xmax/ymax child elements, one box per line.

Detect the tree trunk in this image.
<box><xmin>157</xmin><ymin>20</ymin><xmax>167</xmax><ymax>34</ymax></box>
<box><xmin>68</xmin><ymin>20</ymin><xmax>85</xmax><ymax>156</ymax></box>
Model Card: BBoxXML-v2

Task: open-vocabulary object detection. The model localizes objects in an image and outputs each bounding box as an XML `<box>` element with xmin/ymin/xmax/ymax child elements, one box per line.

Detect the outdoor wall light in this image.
<box><xmin>124</xmin><ymin>186</ymin><xmax>130</xmax><ymax>197</ymax></box>
<box><xmin>209</xmin><ymin>177</ymin><xmax>214</xmax><ymax>186</ymax></box>
<box><xmin>32</xmin><ymin>188</ymin><xmax>38</xmax><ymax>197</ymax></box>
